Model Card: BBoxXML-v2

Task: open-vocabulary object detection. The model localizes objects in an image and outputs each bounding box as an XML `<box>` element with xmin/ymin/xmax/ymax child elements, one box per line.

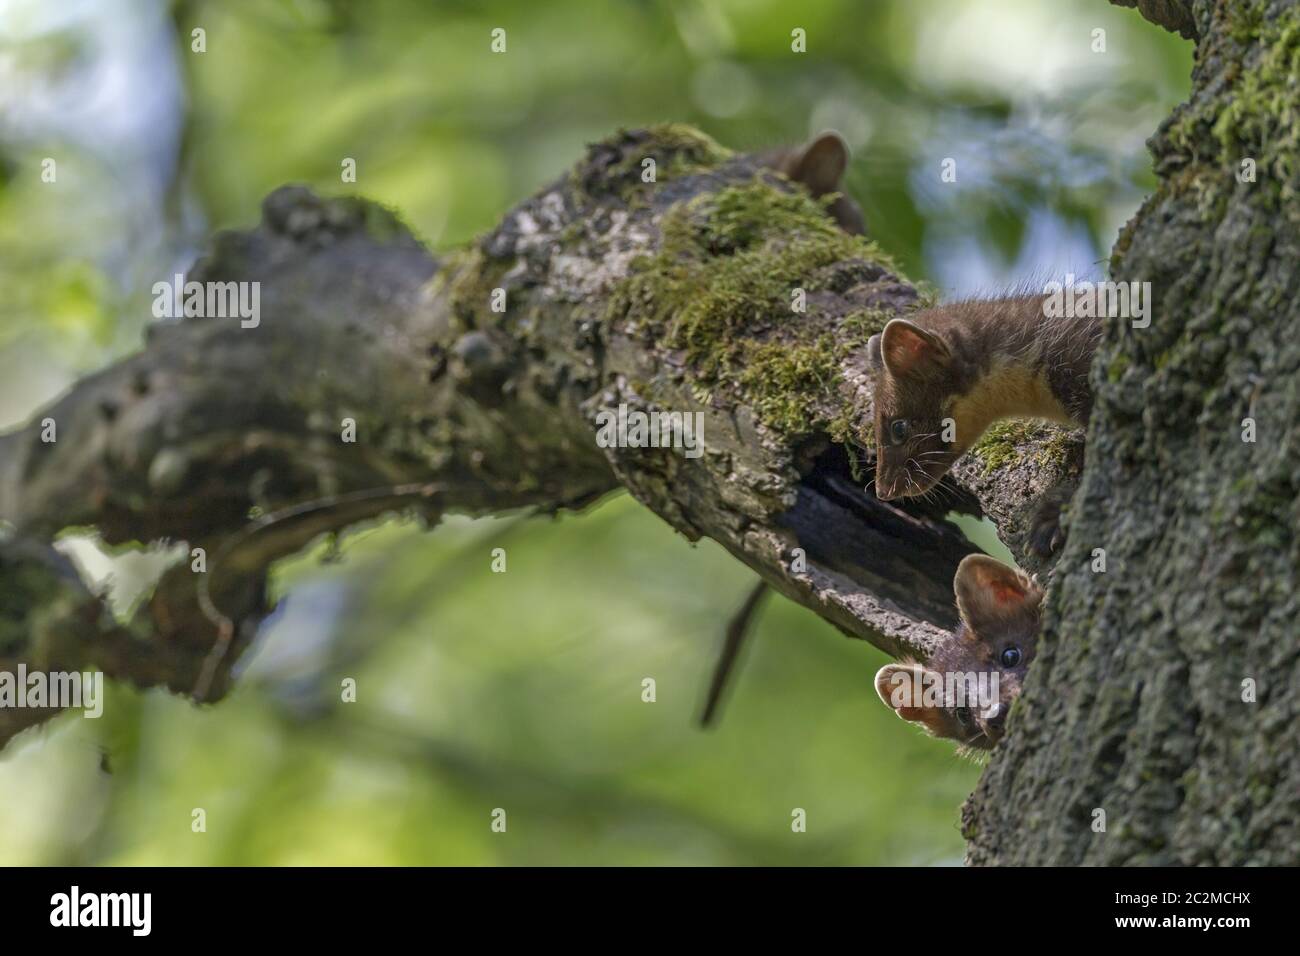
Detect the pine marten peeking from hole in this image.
<box><xmin>875</xmin><ymin>554</ymin><xmax>1043</xmax><ymax>754</ymax></box>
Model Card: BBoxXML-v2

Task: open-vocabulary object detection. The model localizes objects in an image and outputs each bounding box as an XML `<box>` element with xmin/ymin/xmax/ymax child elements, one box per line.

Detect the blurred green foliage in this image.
<box><xmin>0</xmin><ymin>0</ymin><xmax>1190</xmax><ymax>864</ymax></box>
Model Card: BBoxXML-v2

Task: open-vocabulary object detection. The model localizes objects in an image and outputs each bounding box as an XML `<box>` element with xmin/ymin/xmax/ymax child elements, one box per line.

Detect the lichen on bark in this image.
<box><xmin>965</xmin><ymin>0</ymin><xmax>1300</xmax><ymax>866</ymax></box>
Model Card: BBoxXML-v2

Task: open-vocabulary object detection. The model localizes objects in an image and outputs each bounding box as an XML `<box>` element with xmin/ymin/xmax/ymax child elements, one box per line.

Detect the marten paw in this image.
<box><xmin>1027</xmin><ymin>509</ymin><xmax>1066</xmax><ymax>559</ymax></box>
<box><xmin>1026</xmin><ymin>482</ymin><xmax>1076</xmax><ymax>560</ymax></box>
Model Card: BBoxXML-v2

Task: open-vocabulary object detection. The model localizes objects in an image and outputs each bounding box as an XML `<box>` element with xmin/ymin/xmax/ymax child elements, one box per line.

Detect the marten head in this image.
<box><xmin>865</xmin><ymin>318</ymin><xmax>970</xmax><ymax>500</ymax></box>
<box><xmin>874</xmin><ymin>555</ymin><xmax>1043</xmax><ymax>753</ymax></box>
<box><xmin>764</xmin><ymin>131</ymin><xmax>866</xmax><ymax>236</ymax></box>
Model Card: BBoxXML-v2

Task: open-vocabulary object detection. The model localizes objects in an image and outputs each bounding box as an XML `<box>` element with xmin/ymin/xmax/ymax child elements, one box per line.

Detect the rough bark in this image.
<box><xmin>0</xmin><ymin>131</ymin><xmax>1074</xmax><ymax>747</ymax></box>
<box><xmin>1109</xmin><ymin>0</ymin><xmax>1198</xmax><ymax>39</ymax></box>
<box><xmin>965</xmin><ymin>0</ymin><xmax>1300</xmax><ymax>865</ymax></box>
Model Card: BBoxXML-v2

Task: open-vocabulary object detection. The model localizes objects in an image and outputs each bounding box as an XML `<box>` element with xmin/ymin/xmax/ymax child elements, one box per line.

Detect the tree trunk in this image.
<box><xmin>964</xmin><ymin>0</ymin><xmax>1299</xmax><ymax>865</ymax></box>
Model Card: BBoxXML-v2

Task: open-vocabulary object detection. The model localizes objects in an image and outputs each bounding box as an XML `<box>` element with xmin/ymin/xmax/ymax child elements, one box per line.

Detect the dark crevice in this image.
<box><xmin>779</xmin><ymin>441</ymin><xmax>985</xmax><ymax>632</ymax></box>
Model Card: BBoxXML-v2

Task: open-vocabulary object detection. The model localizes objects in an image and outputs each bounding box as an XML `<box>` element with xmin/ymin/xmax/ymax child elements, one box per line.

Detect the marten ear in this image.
<box><xmin>875</xmin><ymin>663</ymin><xmax>953</xmax><ymax>738</ymax></box>
<box><xmin>866</xmin><ymin>332</ymin><xmax>883</xmax><ymax>369</ymax></box>
<box><xmin>954</xmin><ymin>554</ymin><xmax>1042</xmax><ymax>635</ymax></box>
<box><xmin>880</xmin><ymin>319</ymin><xmax>951</xmax><ymax>380</ymax></box>
<box><xmin>786</xmin><ymin>131</ymin><xmax>850</xmax><ymax>196</ymax></box>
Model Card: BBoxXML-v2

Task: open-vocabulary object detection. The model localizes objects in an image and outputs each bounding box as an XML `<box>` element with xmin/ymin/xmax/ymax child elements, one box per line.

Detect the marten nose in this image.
<box><xmin>984</xmin><ymin>702</ymin><xmax>1006</xmax><ymax>732</ymax></box>
<box><xmin>874</xmin><ymin>476</ymin><xmax>896</xmax><ymax>501</ymax></box>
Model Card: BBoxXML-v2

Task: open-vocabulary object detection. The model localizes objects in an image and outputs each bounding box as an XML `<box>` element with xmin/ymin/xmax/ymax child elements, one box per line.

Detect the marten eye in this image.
<box><xmin>888</xmin><ymin>419</ymin><xmax>910</xmax><ymax>444</ymax></box>
<box><xmin>1000</xmin><ymin>646</ymin><xmax>1022</xmax><ymax>667</ymax></box>
<box><xmin>954</xmin><ymin>706</ymin><xmax>973</xmax><ymax>726</ymax></box>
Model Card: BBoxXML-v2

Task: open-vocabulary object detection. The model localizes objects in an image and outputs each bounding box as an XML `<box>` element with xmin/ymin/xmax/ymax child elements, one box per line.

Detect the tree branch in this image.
<box><xmin>0</xmin><ymin>128</ymin><xmax>1080</xmax><ymax>747</ymax></box>
<box><xmin>1109</xmin><ymin>0</ymin><xmax>1198</xmax><ymax>39</ymax></box>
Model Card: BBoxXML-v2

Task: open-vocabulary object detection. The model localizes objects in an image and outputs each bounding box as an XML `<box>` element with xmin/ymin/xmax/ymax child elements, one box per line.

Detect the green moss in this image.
<box><xmin>973</xmin><ymin>421</ymin><xmax>1036</xmax><ymax>472</ymax></box>
<box><xmin>1228</xmin><ymin>2</ymin><xmax>1266</xmax><ymax>47</ymax></box>
<box><xmin>973</xmin><ymin>420</ymin><xmax>1074</xmax><ymax>474</ymax></box>
<box><xmin>572</xmin><ymin>124</ymin><xmax>733</xmax><ymax>202</ymax></box>
<box><xmin>430</xmin><ymin>246</ymin><xmax>513</xmax><ymax>331</ymax></box>
<box><xmin>689</xmin><ymin>180</ymin><xmax>846</xmax><ymax>255</ymax></box>
<box><xmin>737</xmin><ymin>336</ymin><xmax>840</xmax><ymax>435</ymax></box>
<box><xmin>838</xmin><ymin>308</ymin><xmax>893</xmax><ymax>343</ymax></box>
<box><xmin>667</xmin><ymin>227</ymin><xmax>865</xmax><ymax>372</ymax></box>
<box><xmin>1156</xmin><ymin>2</ymin><xmax>1300</xmax><ymax>213</ymax></box>
<box><xmin>652</xmin><ymin>124</ymin><xmax>733</xmax><ymax>177</ymax></box>
<box><xmin>424</xmin><ymin>126</ymin><xmax>902</xmax><ymax>444</ymax></box>
<box><xmin>1212</xmin><ymin>10</ymin><xmax>1300</xmax><ymax>153</ymax></box>
<box><xmin>605</xmin><ymin>178</ymin><xmax>901</xmax><ymax>436</ymax></box>
<box><xmin>1032</xmin><ymin>428</ymin><xmax>1076</xmax><ymax>469</ymax></box>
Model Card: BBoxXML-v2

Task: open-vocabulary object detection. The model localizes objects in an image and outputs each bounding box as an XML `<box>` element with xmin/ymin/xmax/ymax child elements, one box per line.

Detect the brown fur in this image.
<box><xmin>761</xmin><ymin>131</ymin><xmax>866</xmax><ymax>235</ymax></box>
<box><xmin>875</xmin><ymin>555</ymin><xmax>1044</xmax><ymax>753</ymax></box>
<box><xmin>866</xmin><ymin>294</ymin><xmax>1100</xmax><ymax>500</ymax></box>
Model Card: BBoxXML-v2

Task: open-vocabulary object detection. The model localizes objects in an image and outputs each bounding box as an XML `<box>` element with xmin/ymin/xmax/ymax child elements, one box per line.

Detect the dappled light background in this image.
<box><xmin>0</xmin><ymin>0</ymin><xmax>1190</xmax><ymax>864</ymax></box>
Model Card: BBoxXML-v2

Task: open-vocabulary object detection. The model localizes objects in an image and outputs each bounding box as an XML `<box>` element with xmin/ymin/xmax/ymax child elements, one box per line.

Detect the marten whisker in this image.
<box><xmin>862</xmin><ymin>292</ymin><xmax>1099</xmax><ymax>539</ymax></box>
<box><xmin>874</xmin><ymin>556</ymin><xmax>1044</xmax><ymax>754</ymax></box>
